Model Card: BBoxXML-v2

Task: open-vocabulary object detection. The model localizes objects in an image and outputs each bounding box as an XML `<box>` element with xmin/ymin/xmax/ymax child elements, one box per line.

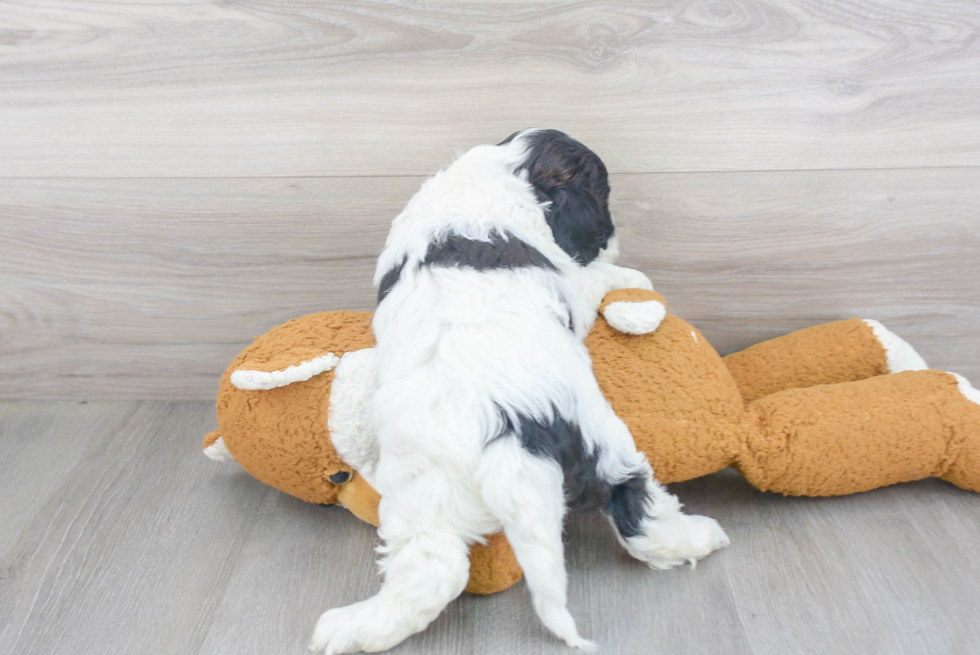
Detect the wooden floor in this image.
<box><xmin>2</xmin><ymin>399</ymin><xmax>979</xmax><ymax>655</ymax></box>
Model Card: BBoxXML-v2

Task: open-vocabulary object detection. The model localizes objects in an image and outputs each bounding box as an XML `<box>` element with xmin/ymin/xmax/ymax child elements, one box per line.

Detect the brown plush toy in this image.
<box><xmin>203</xmin><ymin>289</ymin><xmax>980</xmax><ymax>595</ymax></box>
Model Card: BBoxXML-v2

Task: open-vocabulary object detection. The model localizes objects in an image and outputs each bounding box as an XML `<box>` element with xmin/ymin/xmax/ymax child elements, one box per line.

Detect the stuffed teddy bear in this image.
<box><xmin>203</xmin><ymin>289</ymin><xmax>980</xmax><ymax>594</ymax></box>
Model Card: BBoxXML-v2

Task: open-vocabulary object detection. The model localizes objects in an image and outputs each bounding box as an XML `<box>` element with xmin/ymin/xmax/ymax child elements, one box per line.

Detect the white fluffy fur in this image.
<box><xmin>309</xmin><ymin>133</ymin><xmax>728</xmax><ymax>654</ymax></box>
<box><xmin>329</xmin><ymin>349</ymin><xmax>381</xmax><ymax>486</ymax></box>
<box><xmin>231</xmin><ymin>353</ymin><xmax>340</xmax><ymax>390</ymax></box>
<box><xmin>611</xmin><ymin>461</ymin><xmax>731</xmax><ymax>570</ymax></box>
<box><xmin>862</xmin><ymin>319</ymin><xmax>928</xmax><ymax>373</ymax></box>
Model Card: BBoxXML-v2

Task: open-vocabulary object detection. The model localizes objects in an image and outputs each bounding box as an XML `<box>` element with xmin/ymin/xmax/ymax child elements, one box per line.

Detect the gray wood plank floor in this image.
<box><xmin>2</xmin><ymin>400</ymin><xmax>979</xmax><ymax>655</ymax></box>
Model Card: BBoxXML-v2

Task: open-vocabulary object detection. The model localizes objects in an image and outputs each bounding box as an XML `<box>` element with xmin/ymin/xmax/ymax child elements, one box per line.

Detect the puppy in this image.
<box><xmin>309</xmin><ymin>129</ymin><xmax>729</xmax><ymax>654</ymax></box>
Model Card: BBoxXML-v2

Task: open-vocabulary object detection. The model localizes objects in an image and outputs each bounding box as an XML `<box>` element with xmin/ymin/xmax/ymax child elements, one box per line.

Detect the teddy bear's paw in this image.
<box><xmin>862</xmin><ymin>319</ymin><xmax>928</xmax><ymax>372</ymax></box>
<box><xmin>622</xmin><ymin>513</ymin><xmax>730</xmax><ymax>570</ymax></box>
<box><xmin>603</xmin><ymin>300</ymin><xmax>666</xmax><ymax>335</ymax></box>
<box><xmin>202</xmin><ymin>436</ymin><xmax>235</xmax><ymax>463</ymax></box>
<box><xmin>951</xmin><ymin>373</ymin><xmax>980</xmax><ymax>406</ymax></box>
<box><xmin>309</xmin><ymin>599</ymin><xmax>414</xmax><ymax>654</ymax></box>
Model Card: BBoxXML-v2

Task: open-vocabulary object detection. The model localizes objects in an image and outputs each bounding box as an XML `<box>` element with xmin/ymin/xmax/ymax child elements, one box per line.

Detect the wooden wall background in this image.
<box><xmin>1</xmin><ymin>0</ymin><xmax>978</xmax><ymax>399</ymax></box>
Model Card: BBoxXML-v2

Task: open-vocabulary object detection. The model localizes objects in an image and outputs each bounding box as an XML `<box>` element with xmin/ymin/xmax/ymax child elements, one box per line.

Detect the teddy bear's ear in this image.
<box><xmin>231</xmin><ymin>352</ymin><xmax>340</xmax><ymax>390</ymax></box>
<box><xmin>227</xmin><ymin>311</ymin><xmax>376</xmax><ymax>391</ymax></box>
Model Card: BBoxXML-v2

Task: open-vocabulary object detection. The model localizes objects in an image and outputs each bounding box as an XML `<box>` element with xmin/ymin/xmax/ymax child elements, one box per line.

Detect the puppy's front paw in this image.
<box><xmin>618</xmin><ymin>267</ymin><xmax>654</xmax><ymax>291</ymax></box>
<box><xmin>623</xmin><ymin>513</ymin><xmax>730</xmax><ymax>570</ymax></box>
<box><xmin>603</xmin><ymin>300</ymin><xmax>666</xmax><ymax>335</ymax></box>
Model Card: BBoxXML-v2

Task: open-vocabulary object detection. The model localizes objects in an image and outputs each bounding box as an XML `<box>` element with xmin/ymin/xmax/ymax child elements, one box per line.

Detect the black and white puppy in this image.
<box><xmin>309</xmin><ymin>129</ymin><xmax>729</xmax><ymax>654</ymax></box>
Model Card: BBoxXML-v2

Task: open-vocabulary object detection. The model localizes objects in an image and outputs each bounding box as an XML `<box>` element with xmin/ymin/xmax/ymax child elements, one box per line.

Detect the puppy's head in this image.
<box><xmin>502</xmin><ymin>129</ymin><xmax>616</xmax><ymax>265</ymax></box>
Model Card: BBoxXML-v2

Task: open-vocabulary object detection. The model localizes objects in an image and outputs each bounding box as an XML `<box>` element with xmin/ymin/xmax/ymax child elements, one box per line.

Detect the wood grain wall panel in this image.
<box><xmin>2</xmin><ymin>0</ymin><xmax>979</xmax><ymax>176</ymax></box>
<box><xmin>1</xmin><ymin>169</ymin><xmax>977</xmax><ymax>399</ymax></box>
<box><xmin>0</xmin><ymin>177</ymin><xmax>409</xmax><ymax>398</ymax></box>
<box><xmin>612</xmin><ymin>169</ymin><xmax>980</xmax><ymax>374</ymax></box>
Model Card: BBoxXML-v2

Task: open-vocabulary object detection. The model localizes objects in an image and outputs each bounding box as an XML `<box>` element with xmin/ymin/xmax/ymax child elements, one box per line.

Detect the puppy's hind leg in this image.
<box><xmin>477</xmin><ymin>438</ymin><xmax>596</xmax><ymax>651</ymax></box>
<box><xmin>603</xmin><ymin>451</ymin><xmax>730</xmax><ymax>569</ymax></box>
<box><xmin>309</xmin><ymin>474</ymin><xmax>471</xmax><ymax>654</ymax></box>
<box><xmin>591</xmin><ymin>406</ymin><xmax>730</xmax><ymax>569</ymax></box>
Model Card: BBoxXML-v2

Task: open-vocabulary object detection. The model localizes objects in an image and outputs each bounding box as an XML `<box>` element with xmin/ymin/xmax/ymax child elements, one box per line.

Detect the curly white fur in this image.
<box><xmin>308</xmin><ymin>131</ymin><xmax>728</xmax><ymax>654</ymax></box>
<box><xmin>329</xmin><ymin>349</ymin><xmax>381</xmax><ymax>486</ymax></box>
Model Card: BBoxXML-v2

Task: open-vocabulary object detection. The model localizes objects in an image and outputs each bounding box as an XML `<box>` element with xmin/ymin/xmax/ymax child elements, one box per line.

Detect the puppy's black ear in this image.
<box><xmin>497</xmin><ymin>130</ymin><xmax>524</xmax><ymax>145</ymax></box>
<box><xmin>544</xmin><ymin>186</ymin><xmax>614</xmax><ymax>265</ymax></box>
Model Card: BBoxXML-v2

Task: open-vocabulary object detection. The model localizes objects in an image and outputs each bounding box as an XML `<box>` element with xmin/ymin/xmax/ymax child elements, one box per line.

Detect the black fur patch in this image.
<box><xmin>377</xmin><ymin>258</ymin><xmax>406</xmax><ymax>303</ymax></box>
<box><xmin>421</xmin><ymin>232</ymin><xmax>557</xmax><ymax>272</ymax></box>
<box><xmin>605</xmin><ymin>472</ymin><xmax>649</xmax><ymax>539</ymax></box>
<box><xmin>494</xmin><ymin>406</ymin><xmax>609</xmax><ymax>512</ymax></box>
<box><xmin>377</xmin><ymin>233</ymin><xmax>558</xmax><ymax>305</ymax></box>
<box><xmin>491</xmin><ymin>404</ymin><xmax>652</xmax><ymax>536</ymax></box>
<box><xmin>420</xmin><ymin>233</ymin><xmax>572</xmax><ymax>330</ymax></box>
<box><xmin>508</xmin><ymin>129</ymin><xmax>615</xmax><ymax>265</ymax></box>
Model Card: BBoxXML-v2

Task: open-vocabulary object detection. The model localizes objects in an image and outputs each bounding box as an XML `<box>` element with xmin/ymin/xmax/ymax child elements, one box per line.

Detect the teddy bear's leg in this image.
<box><xmin>738</xmin><ymin>370</ymin><xmax>980</xmax><ymax>496</ymax></box>
<box><xmin>465</xmin><ymin>533</ymin><xmax>524</xmax><ymax>595</ymax></box>
<box><xmin>939</xmin><ymin>373</ymin><xmax>980</xmax><ymax>493</ymax></box>
<box><xmin>723</xmin><ymin>318</ymin><xmax>927</xmax><ymax>404</ymax></box>
<box><xmin>602</xmin><ymin>453</ymin><xmax>731</xmax><ymax>569</ymax></box>
<box><xmin>584</xmin><ymin>400</ymin><xmax>730</xmax><ymax>569</ymax></box>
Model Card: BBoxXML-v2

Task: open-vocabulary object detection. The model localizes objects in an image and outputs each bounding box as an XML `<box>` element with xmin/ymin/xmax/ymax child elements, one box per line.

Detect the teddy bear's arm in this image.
<box><xmin>723</xmin><ymin>319</ymin><xmax>927</xmax><ymax>404</ymax></box>
<box><xmin>598</xmin><ymin>288</ymin><xmax>668</xmax><ymax>335</ymax></box>
<box><xmin>202</xmin><ymin>429</ymin><xmax>236</xmax><ymax>463</ymax></box>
